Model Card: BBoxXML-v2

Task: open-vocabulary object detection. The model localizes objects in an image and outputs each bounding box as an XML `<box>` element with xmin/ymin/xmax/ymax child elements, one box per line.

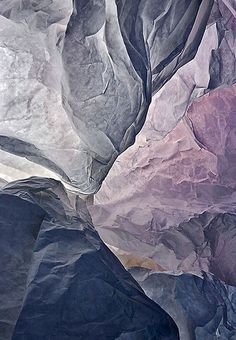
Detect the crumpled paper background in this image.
<box><xmin>0</xmin><ymin>0</ymin><xmax>236</xmax><ymax>339</ymax></box>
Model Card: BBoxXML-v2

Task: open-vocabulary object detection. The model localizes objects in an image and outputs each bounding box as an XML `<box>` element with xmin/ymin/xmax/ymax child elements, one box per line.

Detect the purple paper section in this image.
<box><xmin>90</xmin><ymin>84</ymin><xmax>236</xmax><ymax>285</ymax></box>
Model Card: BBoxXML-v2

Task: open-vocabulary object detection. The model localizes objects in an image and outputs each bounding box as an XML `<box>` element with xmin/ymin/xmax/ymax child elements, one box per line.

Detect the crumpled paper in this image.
<box><xmin>130</xmin><ymin>268</ymin><xmax>236</xmax><ymax>340</ymax></box>
<box><xmin>90</xmin><ymin>0</ymin><xmax>236</xmax><ymax>285</ymax></box>
<box><xmin>0</xmin><ymin>177</ymin><xmax>179</xmax><ymax>340</ymax></box>
<box><xmin>0</xmin><ymin>0</ymin><xmax>213</xmax><ymax>193</ymax></box>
